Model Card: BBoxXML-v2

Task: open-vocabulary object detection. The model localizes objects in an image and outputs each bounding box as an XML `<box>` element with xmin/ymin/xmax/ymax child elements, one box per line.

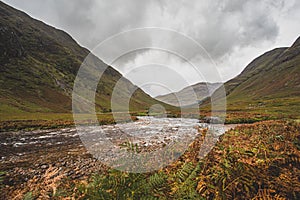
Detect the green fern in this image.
<box><xmin>0</xmin><ymin>171</ymin><xmax>5</xmax><ymax>187</ymax></box>
<box><xmin>171</xmin><ymin>162</ymin><xmax>203</xmax><ymax>199</ymax></box>
<box><xmin>174</xmin><ymin>162</ymin><xmax>195</xmax><ymax>183</ymax></box>
<box><xmin>23</xmin><ymin>192</ymin><xmax>34</xmax><ymax>200</ymax></box>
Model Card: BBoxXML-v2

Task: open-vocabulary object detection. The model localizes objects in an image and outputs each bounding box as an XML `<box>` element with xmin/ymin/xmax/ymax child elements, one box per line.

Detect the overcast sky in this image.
<box><xmin>3</xmin><ymin>0</ymin><xmax>300</xmax><ymax>96</ymax></box>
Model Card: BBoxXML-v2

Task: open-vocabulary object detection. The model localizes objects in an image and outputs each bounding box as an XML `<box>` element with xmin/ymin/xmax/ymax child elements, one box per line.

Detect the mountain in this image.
<box><xmin>209</xmin><ymin>37</ymin><xmax>300</xmax><ymax>117</ymax></box>
<box><xmin>156</xmin><ymin>82</ymin><xmax>222</xmax><ymax>106</ymax></box>
<box><xmin>0</xmin><ymin>1</ymin><xmax>175</xmax><ymax>117</ymax></box>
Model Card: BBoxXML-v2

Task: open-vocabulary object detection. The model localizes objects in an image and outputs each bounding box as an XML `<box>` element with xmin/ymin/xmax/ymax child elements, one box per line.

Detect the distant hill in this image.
<box><xmin>156</xmin><ymin>82</ymin><xmax>222</xmax><ymax>107</ymax></box>
<box><xmin>209</xmin><ymin>36</ymin><xmax>300</xmax><ymax>117</ymax></box>
<box><xmin>0</xmin><ymin>1</ymin><xmax>175</xmax><ymax>117</ymax></box>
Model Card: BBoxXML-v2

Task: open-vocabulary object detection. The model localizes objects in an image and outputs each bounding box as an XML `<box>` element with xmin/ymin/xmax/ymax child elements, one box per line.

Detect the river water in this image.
<box><xmin>0</xmin><ymin>117</ymin><xmax>237</xmax><ymax>172</ymax></box>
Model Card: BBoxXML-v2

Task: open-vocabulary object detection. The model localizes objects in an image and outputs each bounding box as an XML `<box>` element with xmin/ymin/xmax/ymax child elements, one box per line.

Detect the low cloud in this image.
<box><xmin>4</xmin><ymin>0</ymin><xmax>300</xmax><ymax>95</ymax></box>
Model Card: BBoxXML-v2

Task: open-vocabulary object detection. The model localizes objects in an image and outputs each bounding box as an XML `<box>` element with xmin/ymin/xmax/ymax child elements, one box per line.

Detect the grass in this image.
<box><xmin>1</xmin><ymin>105</ymin><xmax>297</xmax><ymax>132</ymax></box>
<box><xmin>0</xmin><ymin>107</ymin><xmax>180</xmax><ymax>131</ymax></box>
<box><xmin>0</xmin><ymin>112</ymin><xmax>140</xmax><ymax>132</ymax></box>
<box><xmin>199</xmin><ymin>96</ymin><xmax>300</xmax><ymax>124</ymax></box>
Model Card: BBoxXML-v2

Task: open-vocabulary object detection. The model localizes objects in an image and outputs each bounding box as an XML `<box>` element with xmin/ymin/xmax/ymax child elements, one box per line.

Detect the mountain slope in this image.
<box><xmin>210</xmin><ymin>37</ymin><xmax>300</xmax><ymax>117</ymax></box>
<box><xmin>0</xmin><ymin>1</ymin><xmax>174</xmax><ymax>118</ymax></box>
<box><xmin>156</xmin><ymin>82</ymin><xmax>222</xmax><ymax>106</ymax></box>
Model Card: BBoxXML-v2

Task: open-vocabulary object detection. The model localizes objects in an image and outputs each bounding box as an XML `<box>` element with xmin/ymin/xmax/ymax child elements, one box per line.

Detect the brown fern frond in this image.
<box><xmin>252</xmin><ymin>189</ymin><xmax>286</xmax><ymax>200</ymax></box>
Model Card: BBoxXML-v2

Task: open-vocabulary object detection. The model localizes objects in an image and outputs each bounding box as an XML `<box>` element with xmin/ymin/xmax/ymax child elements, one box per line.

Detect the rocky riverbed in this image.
<box><xmin>0</xmin><ymin>117</ymin><xmax>237</xmax><ymax>198</ymax></box>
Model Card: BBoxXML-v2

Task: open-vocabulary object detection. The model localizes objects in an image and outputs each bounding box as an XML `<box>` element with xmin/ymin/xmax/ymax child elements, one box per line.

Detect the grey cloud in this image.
<box><xmin>190</xmin><ymin>0</ymin><xmax>279</xmax><ymax>59</ymax></box>
<box><xmin>3</xmin><ymin>0</ymin><xmax>300</xmax><ymax>96</ymax></box>
<box><xmin>4</xmin><ymin>0</ymin><xmax>150</xmax><ymax>48</ymax></box>
<box><xmin>51</xmin><ymin>0</ymin><xmax>95</xmax><ymax>29</ymax></box>
<box><xmin>3</xmin><ymin>0</ymin><xmax>283</xmax><ymax>58</ymax></box>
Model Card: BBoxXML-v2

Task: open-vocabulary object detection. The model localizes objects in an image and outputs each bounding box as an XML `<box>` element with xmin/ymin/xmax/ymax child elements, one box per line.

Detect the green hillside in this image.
<box><xmin>207</xmin><ymin>37</ymin><xmax>300</xmax><ymax>120</ymax></box>
<box><xmin>0</xmin><ymin>1</ymin><xmax>175</xmax><ymax>123</ymax></box>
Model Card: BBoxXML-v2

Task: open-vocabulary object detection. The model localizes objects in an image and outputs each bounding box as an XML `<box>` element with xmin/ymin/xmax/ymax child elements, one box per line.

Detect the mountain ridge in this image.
<box><xmin>155</xmin><ymin>82</ymin><xmax>222</xmax><ymax>107</ymax></box>
<box><xmin>207</xmin><ymin>36</ymin><xmax>300</xmax><ymax>118</ymax></box>
<box><xmin>0</xmin><ymin>1</ymin><xmax>175</xmax><ymax>117</ymax></box>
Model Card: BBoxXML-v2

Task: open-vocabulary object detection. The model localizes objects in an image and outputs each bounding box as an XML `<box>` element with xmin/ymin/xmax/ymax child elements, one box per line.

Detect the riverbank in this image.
<box><xmin>0</xmin><ymin>113</ymin><xmax>140</xmax><ymax>132</ymax></box>
<box><xmin>1</xmin><ymin>110</ymin><xmax>289</xmax><ymax>132</ymax></box>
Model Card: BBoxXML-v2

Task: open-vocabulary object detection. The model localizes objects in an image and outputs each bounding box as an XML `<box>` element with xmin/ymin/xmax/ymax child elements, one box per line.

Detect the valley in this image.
<box><xmin>0</xmin><ymin>1</ymin><xmax>299</xmax><ymax>199</ymax></box>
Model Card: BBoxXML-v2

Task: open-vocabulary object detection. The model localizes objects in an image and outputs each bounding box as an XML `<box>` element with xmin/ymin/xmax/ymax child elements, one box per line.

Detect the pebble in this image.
<box><xmin>40</xmin><ymin>164</ymin><xmax>48</xmax><ymax>169</ymax></box>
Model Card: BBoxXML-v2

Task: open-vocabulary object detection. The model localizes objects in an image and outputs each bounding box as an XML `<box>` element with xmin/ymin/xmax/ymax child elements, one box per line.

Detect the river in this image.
<box><xmin>0</xmin><ymin>117</ymin><xmax>238</xmax><ymax>185</ymax></box>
